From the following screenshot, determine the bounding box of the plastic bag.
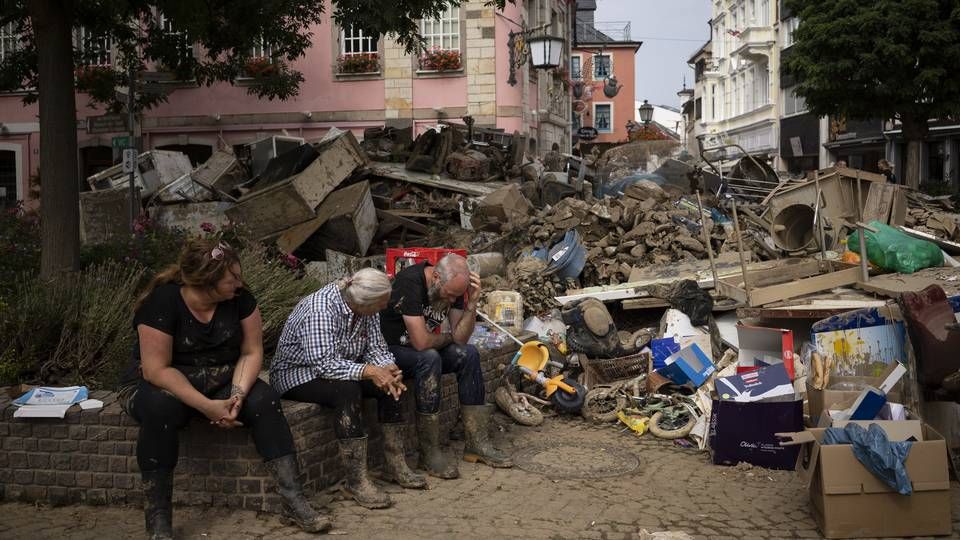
[822,422,914,495]
[847,221,943,274]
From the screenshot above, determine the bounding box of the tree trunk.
[28,0,80,279]
[901,113,928,190]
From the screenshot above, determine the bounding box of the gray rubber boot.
[142,470,174,540]
[381,423,428,489]
[462,404,514,468]
[265,455,332,533]
[338,438,392,509]
[416,412,460,479]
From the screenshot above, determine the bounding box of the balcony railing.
[575,20,632,43]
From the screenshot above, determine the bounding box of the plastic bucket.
[545,229,587,280]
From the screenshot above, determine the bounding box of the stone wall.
[0,341,520,512]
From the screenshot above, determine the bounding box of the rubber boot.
[381,424,428,489]
[461,404,514,468]
[265,455,332,534]
[415,412,460,479]
[338,438,392,509]
[142,470,174,540]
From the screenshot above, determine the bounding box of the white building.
[697,0,778,164]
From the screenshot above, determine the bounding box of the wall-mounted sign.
[577,127,599,141]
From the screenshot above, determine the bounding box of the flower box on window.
[244,56,277,78]
[337,53,380,74]
[419,47,461,72]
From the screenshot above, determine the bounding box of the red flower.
[200,222,216,233]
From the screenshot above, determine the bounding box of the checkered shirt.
[269,283,395,395]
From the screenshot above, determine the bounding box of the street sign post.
[111,136,130,149]
[122,148,137,173]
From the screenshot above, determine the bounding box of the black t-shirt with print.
[380,262,464,347]
[120,283,258,385]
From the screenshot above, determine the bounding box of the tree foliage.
[0,0,510,111]
[784,0,960,121]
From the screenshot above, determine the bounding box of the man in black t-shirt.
[380,253,512,478]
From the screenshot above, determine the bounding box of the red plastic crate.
[385,247,468,278]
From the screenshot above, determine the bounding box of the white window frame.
[592,53,613,80]
[0,143,23,205]
[754,65,769,108]
[782,85,809,117]
[593,102,614,133]
[75,27,113,67]
[759,0,770,26]
[341,26,379,56]
[782,17,799,49]
[419,5,460,51]
[0,22,19,62]
[570,54,582,80]
[158,14,194,63]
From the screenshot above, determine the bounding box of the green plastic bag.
[847,220,943,274]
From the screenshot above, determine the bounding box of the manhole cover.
[513,443,641,479]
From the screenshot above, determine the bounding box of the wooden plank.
[375,209,429,235]
[862,182,894,223]
[370,163,504,197]
[899,226,960,255]
[857,274,944,298]
[745,266,862,307]
[889,185,908,226]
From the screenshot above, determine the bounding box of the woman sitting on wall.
[117,238,329,539]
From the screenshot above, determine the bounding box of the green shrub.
[0,204,41,301]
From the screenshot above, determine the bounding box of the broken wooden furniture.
[276,181,378,258]
[715,259,861,308]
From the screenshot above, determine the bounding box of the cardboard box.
[656,343,715,387]
[807,364,906,422]
[799,421,952,538]
[709,398,804,470]
[737,325,795,380]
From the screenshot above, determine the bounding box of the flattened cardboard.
[797,422,951,538]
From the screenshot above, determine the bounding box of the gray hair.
[341,268,392,306]
[434,253,468,283]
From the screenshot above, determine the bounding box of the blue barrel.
[545,229,587,280]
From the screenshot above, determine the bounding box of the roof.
[686,41,712,65]
[576,0,598,10]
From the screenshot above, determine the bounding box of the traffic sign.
[122,149,138,173]
[111,136,130,149]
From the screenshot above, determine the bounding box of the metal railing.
[576,21,632,43]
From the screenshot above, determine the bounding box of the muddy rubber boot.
[381,424,428,489]
[462,404,514,468]
[338,438,392,509]
[142,470,174,540]
[416,412,460,479]
[265,455,332,534]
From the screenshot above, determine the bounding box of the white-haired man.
[380,253,512,479]
[271,268,426,510]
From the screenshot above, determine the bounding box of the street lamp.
[638,100,654,125]
[527,34,564,70]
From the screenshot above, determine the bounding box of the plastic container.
[484,290,524,333]
[545,229,587,280]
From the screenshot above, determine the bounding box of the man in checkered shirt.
[271,269,426,510]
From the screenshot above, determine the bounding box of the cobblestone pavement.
[1,417,959,540]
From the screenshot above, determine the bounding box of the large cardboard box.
[807,373,904,422]
[737,325,795,380]
[799,421,952,538]
[709,398,804,470]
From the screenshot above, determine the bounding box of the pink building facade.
[0,0,573,207]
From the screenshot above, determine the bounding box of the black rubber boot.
[462,404,514,468]
[415,412,460,479]
[142,470,174,540]
[338,438,392,509]
[265,455,332,534]
[381,423,428,489]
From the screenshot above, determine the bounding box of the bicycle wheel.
[581,387,627,423]
[648,410,695,439]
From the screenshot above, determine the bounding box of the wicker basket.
[582,351,650,384]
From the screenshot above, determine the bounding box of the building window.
[593,54,612,79]
[711,84,717,120]
[572,111,581,132]
[594,103,613,133]
[159,14,193,63]
[570,55,582,79]
[754,65,769,107]
[782,17,799,48]
[759,0,770,25]
[75,27,112,66]
[0,22,19,61]
[695,98,703,120]
[783,85,808,116]
[251,36,275,60]
[342,26,378,55]
[420,4,460,51]
[0,150,17,208]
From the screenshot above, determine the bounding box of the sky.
[594,0,712,110]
